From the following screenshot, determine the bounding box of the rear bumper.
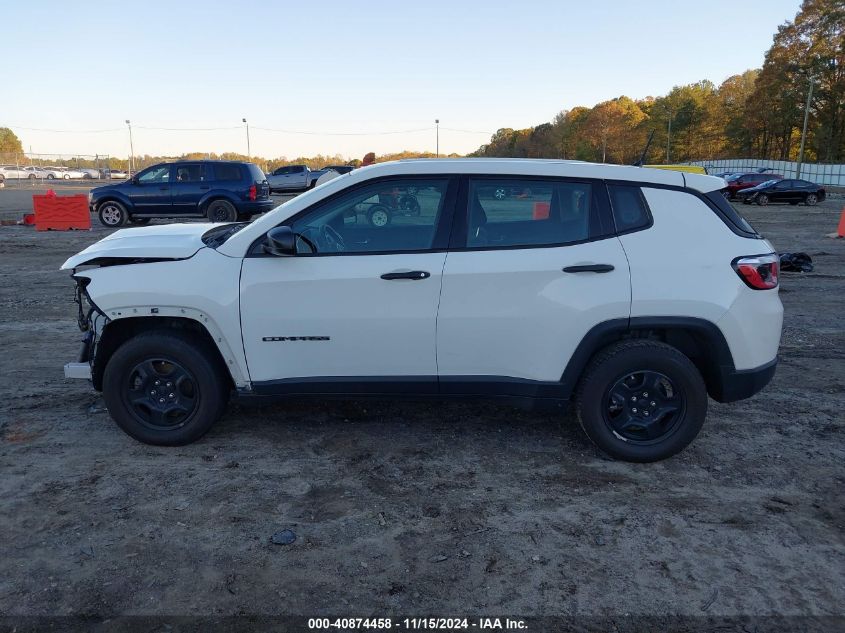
[712,357,777,403]
[239,200,275,214]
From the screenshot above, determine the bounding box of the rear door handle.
[563,264,615,273]
[380,271,431,281]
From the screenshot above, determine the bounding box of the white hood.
[61,223,218,270]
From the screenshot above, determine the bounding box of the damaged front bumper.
[64,275,107,381]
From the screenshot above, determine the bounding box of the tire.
[28,174,36,180]
[129,217,151,225]
[98,201,129,227]
[805,193,818,206]
[83,173,92,180]
[206,199,237,222]
[47,174,55,180]
[367,204,392,227]
[102,330,230,446]
[756,194,769,206]
[63,174,70,179]
[574,339,707,463]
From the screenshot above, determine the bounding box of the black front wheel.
[575,340,707,462]
[102,331,230,445]
[805,193,818,206]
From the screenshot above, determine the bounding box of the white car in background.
[41,166,68,179]
[57,167,86,179]
[22,166,48,179]
[77,168,102,179]
[0,165,33,179]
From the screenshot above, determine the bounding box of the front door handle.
[380,271,431,281]
[563,264,615,273]
[159,186,169,191]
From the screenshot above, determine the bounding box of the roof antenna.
[634,130,655,167]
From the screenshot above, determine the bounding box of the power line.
[252,126,431,136]
[6,125,123,133]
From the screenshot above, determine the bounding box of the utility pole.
[435,119,439,158]
[796,75,815,179]
[243,118,250,158]
[125,120,135,176]
[666,108,672,163]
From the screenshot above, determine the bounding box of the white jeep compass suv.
[62,159,782,462]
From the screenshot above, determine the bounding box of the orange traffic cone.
[830,207,845,238]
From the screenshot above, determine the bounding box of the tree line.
[472,0,844,165]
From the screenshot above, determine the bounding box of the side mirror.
[131,175,139,185]
[263,226,297,256]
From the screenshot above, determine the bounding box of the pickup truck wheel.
[574,340,707,463]
[207,199,237,222]
[102,331,229,446]
[98,201,129,227]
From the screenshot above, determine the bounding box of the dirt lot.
[0,195,843,625]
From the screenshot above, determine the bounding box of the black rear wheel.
[206,199,237,222]
[575,340,707,462]
[102,331,230,445]
[805,193,818,206]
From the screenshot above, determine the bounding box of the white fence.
[686,159,845,187]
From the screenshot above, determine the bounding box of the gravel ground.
[0,195,843,627]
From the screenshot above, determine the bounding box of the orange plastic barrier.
[32,192,91,231]
[838,207,845,238]
[532,201,550,220]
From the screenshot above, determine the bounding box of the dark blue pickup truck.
[89,160,274,226]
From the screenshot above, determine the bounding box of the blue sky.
[2,0,802,161]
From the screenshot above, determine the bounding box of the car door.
[239,176,458,391]
[170,163,207,215]
[126,164,173,214]
[436,176,630,393]
[771,180,792,203]
[290,166,307,189]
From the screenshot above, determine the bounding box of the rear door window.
[174,164,204,182]
[463,178,605,248]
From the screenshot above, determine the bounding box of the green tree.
[0,128,24,155]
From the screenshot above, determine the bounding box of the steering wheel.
[320,224,346,252]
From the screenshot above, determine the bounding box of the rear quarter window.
[608,184,651,233]
[246,164,267,182]
[703,191,759,237]
[211,163,243,182]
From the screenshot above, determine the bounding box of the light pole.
[125,119,134,176]
[435,119,439,158]
[666,107,672,163]
[243,118,250,158]
[796,75,815,179]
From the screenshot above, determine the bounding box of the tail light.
[732,253,779,290]
[248,184,257,201]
